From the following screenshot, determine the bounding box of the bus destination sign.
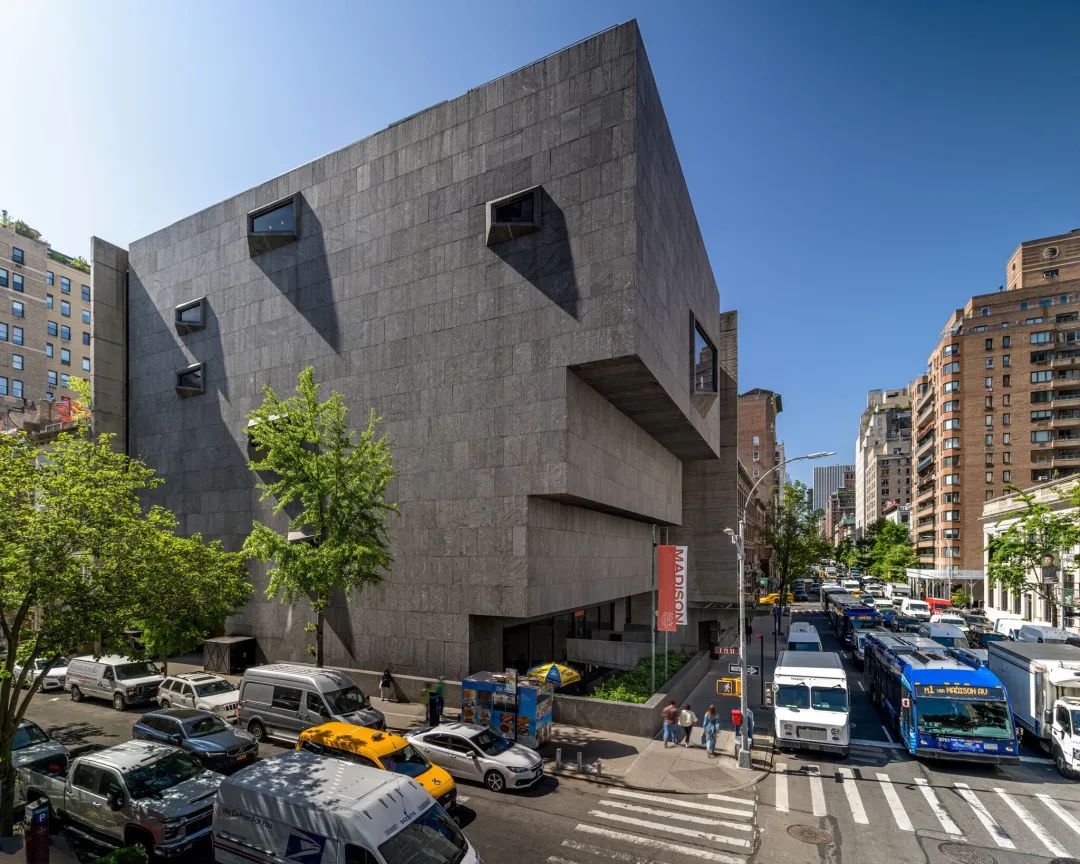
[912,684,1004,701]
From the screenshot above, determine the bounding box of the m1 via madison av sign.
[657,545,688,633]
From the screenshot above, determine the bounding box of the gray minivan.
[65,655,164,711]
[238,664,384,743]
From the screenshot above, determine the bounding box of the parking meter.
[24,798,49,864]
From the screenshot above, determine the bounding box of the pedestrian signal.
[716,676,741,697]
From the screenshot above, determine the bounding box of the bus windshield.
[811,687,848,712]
[775,684,810,709]
[930,636,968,649]
[916,697,1012,739]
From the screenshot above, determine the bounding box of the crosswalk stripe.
[608,787,754,818]
[806,765,826,817]
[561,838,653,863]
[573,824,747,864]
[775,762,789,813]
[914,778,962,836]
[707,792,755,805]
[547,858,577,864]
[457,796,470,804]
[598,800,753,832]
[587,810,752,849]
[837,767,868,825]
[875,774,912,832]
[954,783,1014,850]
[994,789,1068,858]
[1036,793,1080,839]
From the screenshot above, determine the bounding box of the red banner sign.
[657,545,677,632]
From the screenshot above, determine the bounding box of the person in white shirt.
[678,704,698,747]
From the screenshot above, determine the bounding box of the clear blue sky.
[5,1,1080,484]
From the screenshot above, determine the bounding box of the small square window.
[60,300,70,318]
[248,195,299,255]
[985,338,993,350]
[485,186,542,245]
[1003,375,1011,387]
[1003,470,1011,483]
[81,285,90,302]
[60,348,70,366]
[986,490,994,501]
[1002,354,1010,367]
[11,300,23,318]
[980,306,990,317]
[12,273,23,293]
[176,363,206,396]
[81,309,90,325]
[985,376,993,389]
[11,248,23,265]
[60,373,69,389]
[46,271,53,286]
[45,342,53,358]
[47,370,57,387]
[81,357,90,372]
[60,276,70,294]
[47,321,57,337]
[82,332,90,346]
[60,325,70,341]
[12,379,22,399]
[0,269,6,287]
[46,294,53,309]
[12,327,22,347]
[1003,451,1011,463]
[11,354,22,371]
[986,472,993,483]
[1003,335,1011,348]
[174,297,207,334]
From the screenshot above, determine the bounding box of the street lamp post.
[726,449,834,770]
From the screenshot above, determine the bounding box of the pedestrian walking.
[679,703,698,747]
[661,700,680,747]
[379,668,395,702]
[701,705,721,756]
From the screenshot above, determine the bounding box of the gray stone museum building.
[92,21,739,678]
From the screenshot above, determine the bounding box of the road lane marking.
[560,839,653,863]
[707,792,756,805]
[995,788,1067,858]
[850,738,904,749]
[609,788,754,818]
[1036,793,1080,839]
[587,810,751,848]
[856,680,865,691]
[806,765,826,817]
[837,767,868,824]
[775,762,789,813]
[876,774,912,831]
[457,796,469,804]
[547,858,578,864]
[572,825,747,864]
[914,778,962,836]
[954,783,1014,849]
[598,800,752,832]
[880,724,895,744]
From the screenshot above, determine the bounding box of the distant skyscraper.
[814,464,855,513]
[854,388,912,535]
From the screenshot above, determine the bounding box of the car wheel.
[248,720,267,743]
[113,692,127,712]
[69,685,82,703]
[484,770,506,792]
[1055,745,1074,779]
[158,698,170,710]
[126,828,155,859]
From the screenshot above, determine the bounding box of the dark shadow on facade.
[253,196,341,354]
[322,587,357,665]
[491,191,579,320]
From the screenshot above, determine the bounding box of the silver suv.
[158,673,239,722]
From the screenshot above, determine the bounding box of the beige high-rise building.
[912,227,1080,572]
[0,224,93,428]
[854,388,912,536]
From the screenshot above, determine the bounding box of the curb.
[542,754,770,796]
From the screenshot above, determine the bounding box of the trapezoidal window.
[174,297,206,334]
[693,321,717,394]
[247,194,299,255]
[485,186,541,245]
[175,363,206,397]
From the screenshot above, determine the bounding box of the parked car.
[298,722,457,812]
[158,672,239,721]
[65,656,164,711]
[406,722,543,792]
[238,664,384,744]
[899,598,932,621]
[11,720,69,811]
[759,593,794,606]
[969,628,1009,649]
[133,708,257,771]
[888,615,920,633]
[1016,623,1072,644]
[13,657,68,692]
[18,740,221,858]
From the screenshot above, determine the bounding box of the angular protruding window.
[485,186,542,245]
[176,363,205,397]
[175,297,207,334]
[692,321,717,394]
[247,194,299,255]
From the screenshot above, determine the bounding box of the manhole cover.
[938,843,996,864]
[787,825,833,845]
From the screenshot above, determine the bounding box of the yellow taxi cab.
[297,722,457,811]
[759,592,794,605]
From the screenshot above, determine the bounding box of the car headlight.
[508,766,531,774]
[782,723,793,736]
[1072,748,1080,763]
[126,688,137,695]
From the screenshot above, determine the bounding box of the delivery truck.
[987,641,1080,777]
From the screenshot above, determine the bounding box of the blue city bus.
[865,631,1018,763]
[827,595,881,646]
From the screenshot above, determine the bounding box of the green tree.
[243,367,398,667]
[765,481,831,607]
[0,419,246,835]
[869,521,919,582]
[986,485,1080,627]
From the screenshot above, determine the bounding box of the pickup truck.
[19,739,222,856]
[11,720,69,811]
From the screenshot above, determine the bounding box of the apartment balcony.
[916,452,935,473]
[1053,351,1080,368]
[1055,409,1080,421]
[1054,388,1080,401]
[1053,433,1080,445]
[917,393,935,419]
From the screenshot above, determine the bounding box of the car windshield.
[931,636,967,649]
[907,602,929,612]
[811,687,848,712]
[776,684,810,709]
[379,803,467,864]
[382,744,431,778]
[183,715,228,738]
[937,617,964,625]
[916,697,1013,739]
[12,723,49,750]
[193,680,235,697]
[123,751,205,799]
[471,728,513,756]
[1072,710,1080,730]
[788,641,820,651]
[115,662,160,681]
[324,686,369,714]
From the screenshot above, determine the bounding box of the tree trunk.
[0,747,15,838]
[315,604,325,668]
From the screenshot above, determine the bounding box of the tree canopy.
[765,481,831,602]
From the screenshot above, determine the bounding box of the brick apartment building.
[738,388,782,509]
[912,228,1080,572]
[854,387,912,536]
[824,466,855,544]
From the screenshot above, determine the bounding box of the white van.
[917,623,968,649]
[995,617,1028,640]
[900,598,931,621]
[214,750,481,864]
[772,651,849,756]
[1016,623,1071,644]
[786,627,823,653]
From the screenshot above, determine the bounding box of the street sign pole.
[759,633,764,704]
[650,524,657,694]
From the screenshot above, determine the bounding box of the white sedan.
[13,657,68,691]
[406,722,544,792]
